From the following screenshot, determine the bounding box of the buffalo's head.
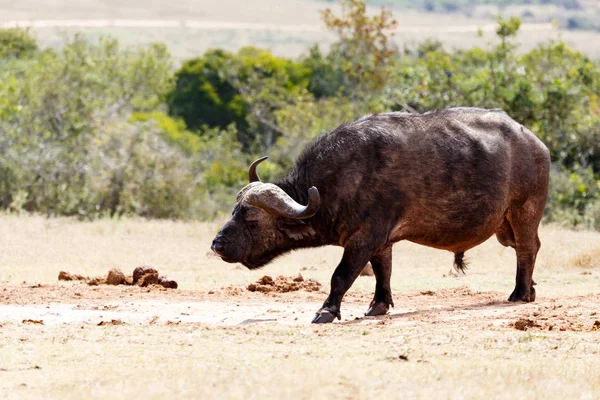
[211,156,320,269]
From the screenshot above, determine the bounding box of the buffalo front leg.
[365,246,394,316]
[312,241,374,324]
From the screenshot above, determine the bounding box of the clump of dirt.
[219,286,245,296]
[132,266,158,284]
[514,319,540,331]
[22,319,44,325]
[57,271,86,281]
[97,319,124,326]
[106,269,126,285]
[137,271,159,287]
[86,276,106,286]
[246,274,321,293]
[28,283,46,288]
[158,278,178,289]
[385,354,409,362]
[510,304,600,332]
[58,265,177,289]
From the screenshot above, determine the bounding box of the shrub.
[0,28,38,59]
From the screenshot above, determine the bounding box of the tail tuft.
[453,252,468,274]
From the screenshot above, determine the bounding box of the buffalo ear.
[280,222,316,240]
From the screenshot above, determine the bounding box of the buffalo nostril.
[211,241,225,255]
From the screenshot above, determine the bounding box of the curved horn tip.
[308,186,320,204]
[248,156,269,183]
[297,186,320,219]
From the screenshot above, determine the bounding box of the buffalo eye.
[244,207,263,222]
[233,204,261,222]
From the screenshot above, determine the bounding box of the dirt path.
[2,283,598,332]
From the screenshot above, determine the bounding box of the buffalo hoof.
[311,308,340,324]
[508,285,536,302]
[365,301,389,317]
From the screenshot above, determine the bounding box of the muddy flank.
[58,265,178,289]
[246,274,322,293]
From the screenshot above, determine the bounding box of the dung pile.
[514,319,540,331]
[58,265,178,289]
[246,274,321,293]
[57,271,87,281]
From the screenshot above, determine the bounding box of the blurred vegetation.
[363,0,583,11]
[360,0,581,11]
[0,0,599,230]
[363,0,600,32]
[0,28,38,59]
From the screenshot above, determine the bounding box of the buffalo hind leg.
[312,238,374,324]
[365,246,394,316]
[495,217,516,248]
[497,216,538,290]
[507,233,540,302]
[506,198,544,303]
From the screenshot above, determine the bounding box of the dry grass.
[1,214,599,293]
[1,215,600,399]
[2,322,600,399]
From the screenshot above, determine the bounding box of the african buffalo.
[211,108,550,323]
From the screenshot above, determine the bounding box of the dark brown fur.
[212,108,551,323]
[454,252,467,273]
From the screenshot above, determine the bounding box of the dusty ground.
[1,215,600,399]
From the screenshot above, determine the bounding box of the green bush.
[545,167,600,228]
[167,47,311,148]
[130,112,203,156]
[86,119,199,219]
[167,49,247,132]
[0,28,38,59]
[0,35,174,216]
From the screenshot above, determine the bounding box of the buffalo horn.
[246,183,320,220]
[248,156,269,183]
